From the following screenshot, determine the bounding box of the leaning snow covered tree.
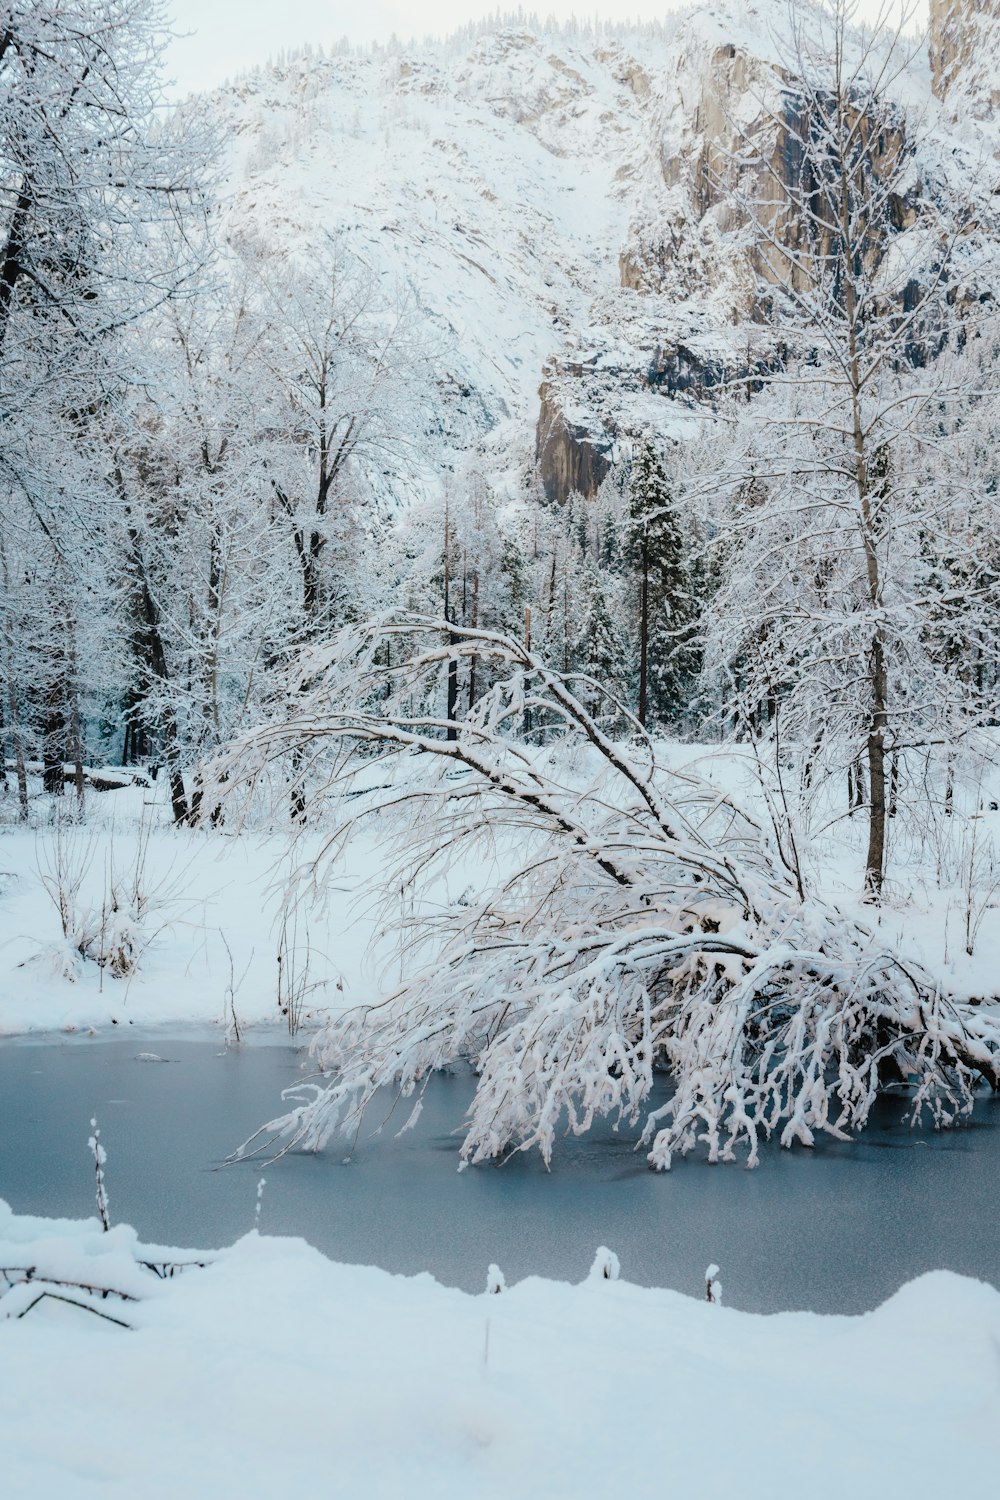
[205,614,1000,1169]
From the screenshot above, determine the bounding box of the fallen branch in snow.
[137,1259,212,1279]
[205,614,1000,1169]
[14,1291,134,1328]
[0,1256,213,1325]
[4,761,151,793]
[0,1268,138,1302]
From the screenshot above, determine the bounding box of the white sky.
[163,1,930,98]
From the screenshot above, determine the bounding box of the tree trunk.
[638,532,649,728]
[126,521,188,825]
[0,181,30,360]
[68,702,86,817]
[523,605,533,741]
[43,673,66,798]
[446,650,459,733]
[466,556,478,715]
[0,545,28,820]
[9,697,28,821]
[3,679,27,819]
[290,746,307,824]
[444,501,458,739]
[863,633,888,900]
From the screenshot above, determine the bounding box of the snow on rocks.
[0,1200,998,1498]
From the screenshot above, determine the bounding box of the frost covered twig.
[89,1119,110,1232]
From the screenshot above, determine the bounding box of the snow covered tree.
[573,556,629,722]
[236,230,427,639]
[703,0,998,898]
[0,0,209,813]
[106,285,301,819]
[205,614,1000,1169]
[625,442,699,731]
[516,488,629,707]
[0,1,204,360]
[368,470,531,733]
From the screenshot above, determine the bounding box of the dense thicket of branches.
[2,0,1000,1174]
[687,1,1000,898]
[206,615,1000,1168]
[2,2,999,900]
[0,0,209,813]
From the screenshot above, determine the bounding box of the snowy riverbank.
[1,1199,998,1499]
[2,745,999,1042]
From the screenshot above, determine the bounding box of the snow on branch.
[206,613,1000,1170]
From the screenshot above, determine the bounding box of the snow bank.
[1,1201,998,1498]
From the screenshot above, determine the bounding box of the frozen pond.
[1,1034,998,1313]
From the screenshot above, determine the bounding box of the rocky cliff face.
[209,4,1000,505]
[536,376,612,503]
[930,0,1000,115]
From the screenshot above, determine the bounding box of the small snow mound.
[590,1246,620,1281]
[486,1263,505,1294]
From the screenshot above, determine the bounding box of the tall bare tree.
[704,0,997,898]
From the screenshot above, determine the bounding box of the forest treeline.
[3,1,1000,902]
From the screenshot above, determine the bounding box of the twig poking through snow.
[88,1118,110,1232]
[705,1264,722,1305]
[591,1247,620,1281]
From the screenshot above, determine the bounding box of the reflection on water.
[1,1035,998,1313]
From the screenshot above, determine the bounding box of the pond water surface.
[1,1034,998,1314]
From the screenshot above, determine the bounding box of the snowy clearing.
[1,1198,998,1500]
[2,746,998,1043]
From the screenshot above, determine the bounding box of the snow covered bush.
[35,815,182,980]
[208,614,1000,1169]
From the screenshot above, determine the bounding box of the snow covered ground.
[2,742,999,1039]
[1,1198,998,1499]
[0,783,376,1038]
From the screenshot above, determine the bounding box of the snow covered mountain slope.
[212,25,661,492]
[931,0,1000,116]
[202,2,999,501]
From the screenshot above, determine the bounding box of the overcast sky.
[163,1,930,98]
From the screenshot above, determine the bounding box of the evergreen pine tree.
[626,442,699,730]
[573,557,629,721]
